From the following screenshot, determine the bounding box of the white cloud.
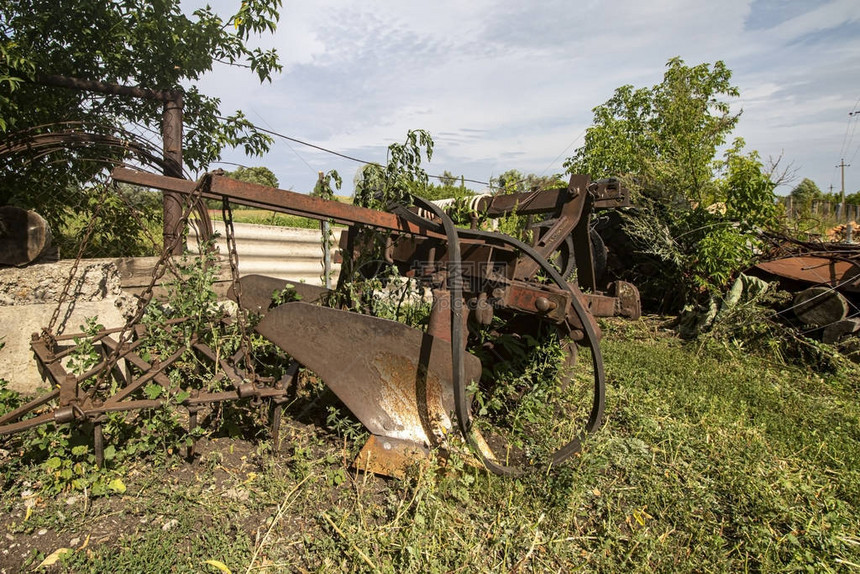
[765,0,860,40]
[184,0,860,195]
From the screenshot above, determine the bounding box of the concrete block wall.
[0,223,343,394]
[0,259,133,393]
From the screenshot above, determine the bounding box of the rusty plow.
[0,168,639,479]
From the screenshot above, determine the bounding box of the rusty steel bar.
[0,389,59,427]
[100,342,189,405]
[100,336,173,388]
[0,412,57,436]
[113,167,420,234]
[113,167,503,248]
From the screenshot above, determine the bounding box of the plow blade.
[230,274,330,317]
[255,302,484,474]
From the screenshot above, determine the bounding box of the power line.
[844,110,860,160]
[230,119,376,166]
[850,141,860,168]
[250,108,316,176]
[831,103,860,192]
[849,110,860,169]
[217,116,491,187]
[539,127,586,177]
[839,98,860,159]
[210,160,251,169]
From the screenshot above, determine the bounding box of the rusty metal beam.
[514,175,592,283]
[113,167,436,236]
[479,187,570,217]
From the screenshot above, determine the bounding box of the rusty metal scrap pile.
[750,231,860,344]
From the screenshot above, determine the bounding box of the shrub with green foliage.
[566,58,779,311]
[353,130,434,209]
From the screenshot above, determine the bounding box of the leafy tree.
[353,130,434,209]
[564,57,739,206]
[0,0,282,253]
[438,170,458,187]
[205,166,280,210]
[0,0,280,160]
[566,59,779,312]
[685,141,778,291]
[790,178,822,203]
[789,178,822,214]
[224,166,279,189]
[619,139,778,311]
[412,181,473,202]
[311,169,342,200]
[491,169,565,195]
[845,191,860,206]
[716,140,778,230]
[413,169,476,202]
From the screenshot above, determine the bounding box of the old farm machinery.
[0,167,639,476]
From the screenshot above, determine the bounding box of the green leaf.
[103,445,116,461]
[144,384,163,400]
[107,478,127,494]
[45,456,62,470]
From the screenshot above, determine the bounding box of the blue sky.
[188,0,860,197]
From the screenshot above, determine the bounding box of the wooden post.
[162,92,184,254]
[32,75,186,255]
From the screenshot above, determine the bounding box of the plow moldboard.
[255,302,482,448]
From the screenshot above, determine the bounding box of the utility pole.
[837,158,850,219]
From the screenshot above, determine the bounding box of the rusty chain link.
[89,173,214,397]
[43,182,111,343]
[221,197,255,379]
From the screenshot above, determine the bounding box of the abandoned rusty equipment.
[0,167,640,476]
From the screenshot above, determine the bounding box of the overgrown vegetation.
[1,317,858,572]
[0,244,283,499]
[565,58,780,313]
[353,129,435,209]
[2,162,859,571]
[1,33,857,568]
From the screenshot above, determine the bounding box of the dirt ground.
[0,425,382,573]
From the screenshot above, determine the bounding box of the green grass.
[214,198,353,230]
[211,209,321,229]
[1,318,858,572]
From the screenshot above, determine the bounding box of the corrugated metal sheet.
[189,222,343,287]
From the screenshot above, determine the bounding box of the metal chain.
[112,180,181,279]
[90,174,213,396]
[221,197,255,378]
[43,182,111,342]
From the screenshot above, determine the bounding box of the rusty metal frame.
[0,316,295,463]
